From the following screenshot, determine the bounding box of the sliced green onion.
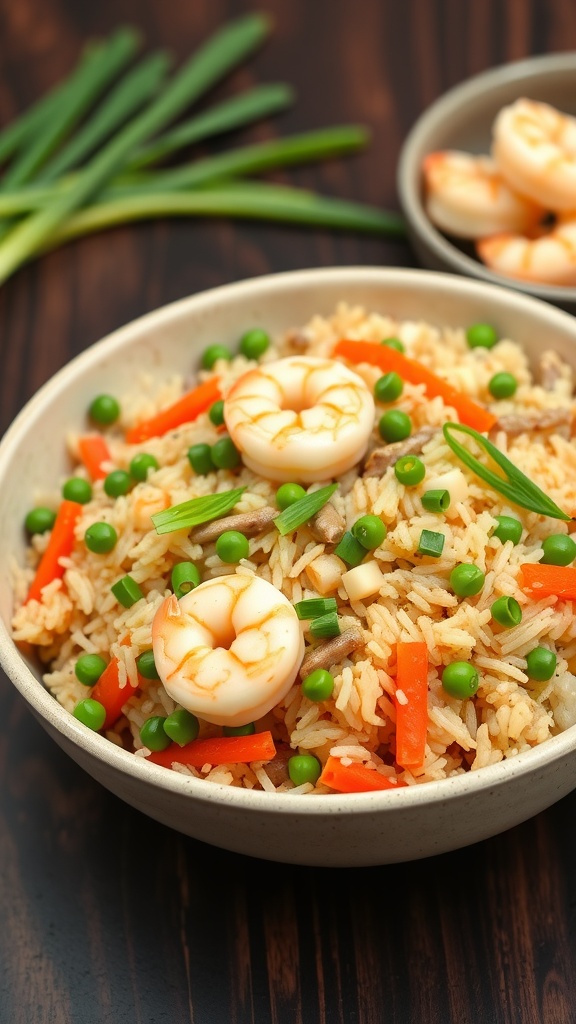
[421,489,450,513]
[334,530,367,567]
[309,611,341,639]
[294,597,338,620]
[111,575,144,607]
[171,562,201,598]
[417,530,445,558]
[152,486,245,534]
[443,423,570,521]
[273,484,338,536]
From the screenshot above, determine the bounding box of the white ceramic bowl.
[3,266,576,868]
[397,53,576,314]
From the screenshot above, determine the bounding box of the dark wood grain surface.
[2,2,576,1022]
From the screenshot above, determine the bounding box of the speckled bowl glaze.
[397,52,576,314]
[2,267,576,867]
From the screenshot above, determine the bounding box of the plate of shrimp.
[397,52,576,312]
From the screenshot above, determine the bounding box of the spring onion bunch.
[0,14,405,286]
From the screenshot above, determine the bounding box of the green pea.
[73,698,106,731]
[541,534,576,567]
[441,662,479,698]
[25,507,56,534]
[223,722,256,736]
[449,563,485,597]
[491,596,522,628]
[378,410,412,443]
[276,482,306,510]
[216,530,249,563]
[466,323,498,349]
[374,372,404,403]
[288,754,322,786]
[188,443,215,475]
[84,521,118,554]
[351,514,386,550]
[488,372,518,399]
[129,452,159,482]
[492,515,523,545]
[140,716,172,752]
[394,455,426,486]
[89,394,120,425]
[301,669,334,702]
[201,344,232,370]
[62,478,92,504]
[104,470,132,498]
[208,399,225,426]
[164,709,199,746]
[526,647,557,682]
[381,336,405,353]
[211,436,241,470]
[136,650,160,680]
[239,328,270,360]
[74,653,107,687]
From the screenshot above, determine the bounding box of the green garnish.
[334,530,367,567]
[442,423,571,521]
[273,483,338,536]
[152,486,245,534]
[294,597,338,620]
[417,530,445,558]
[421,489,450,513]
[309,611,341,639]
[111,574,144,608]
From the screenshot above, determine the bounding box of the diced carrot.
[26,500,83,604]
[319,756,408,793]
[519,562,576,601]
[125,376,222,444]
[334,339,498,433]
[146,730,276,769]
[90,650,139,730]
[395,641,429,771]
[78,434,112,480]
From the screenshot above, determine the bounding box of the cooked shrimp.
[477,215,576,286]
[422,150,544,238]
[224,356,374,483]
[152,574,304,728]
[492,99,576,211]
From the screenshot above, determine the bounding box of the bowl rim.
[397,51,576,304]
[3,263,576,818]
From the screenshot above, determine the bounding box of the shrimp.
[492,99,576,211]
[224,356,375,483]
[477,215,576,286]
[422,150,544,238]
[152,574,304,728]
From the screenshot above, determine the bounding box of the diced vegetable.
[520,562,576,600]
[342,561,385,602]
[319,756,407,793]
[395,641,429,771]
[90,652,139,730]
[111,575,144,607]
[125,376,222,444]
[417,529,445,558]
[78,435,112,480]
[309,611,340,639]
[146,730,276,768]
[334,530,366,567]
[294,597,337,620]
[26,499,82,603]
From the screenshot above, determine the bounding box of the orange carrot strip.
[319,756,408,793]
[147,730,276,769]
[519,562,576,601]
[125,376,222,444]
[91,651,139,730]
[26,500,83,604]
[78,434,112,480]
[395,641,429,771]
[334,339,498,433]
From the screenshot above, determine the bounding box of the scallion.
[443,423,571,521]
[417,530,445,558]
[421,489,450,513]
[111,574,144,607]
[152,486,245,535]
[309,611,341,639]
[294,597,338,620]
[273,484,338,536]
[334,531,367,567]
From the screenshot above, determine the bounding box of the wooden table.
[1,2,576,1021]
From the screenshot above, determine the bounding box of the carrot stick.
[125,376,222,444]
[334,339,498,433]
[319,755,408,793]
[146,730,276,769]
[519,562,576,601]
[90,652,139,730]
[395,640,429,771]
[26,500,82,604]
[78,434,112,480]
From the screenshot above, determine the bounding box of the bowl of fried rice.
[3,266,576,866]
